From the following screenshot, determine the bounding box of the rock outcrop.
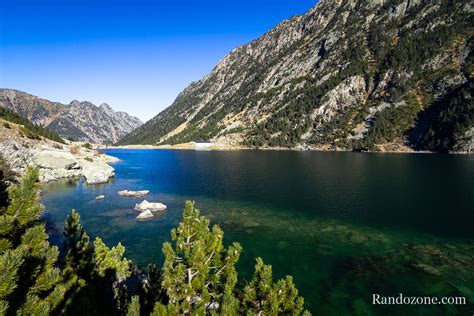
[0,118,118,184]
[0,89,143,145]
[119,0,473,153]
[79,159,115,185]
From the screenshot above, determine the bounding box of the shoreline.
[102,144,445,155]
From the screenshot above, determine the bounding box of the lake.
[41,149,474,314]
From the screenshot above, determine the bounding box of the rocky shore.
[0,118,118,184]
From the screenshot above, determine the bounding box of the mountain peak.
[0,90,143,145]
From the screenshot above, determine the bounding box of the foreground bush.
[0,168,309,315]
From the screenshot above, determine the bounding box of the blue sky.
[0,0,316,121]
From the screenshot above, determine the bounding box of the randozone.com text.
[373,293,467,305]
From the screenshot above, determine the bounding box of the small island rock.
[135,200,167,212]
[136,210,153,220]
[95,195,105,200]
[117,190,150,197]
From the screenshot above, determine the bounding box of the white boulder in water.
[136,210,153,220]
[117,190,150,197]
[95,195,105,200]
[80,159,115,185]
[135,200,167,212]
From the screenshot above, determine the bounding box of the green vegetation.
[82,142,93,149]
[360,94,421,149]
[0,155,15,209]
[415,79,474,152]
[0,167,67,314]
[0,169,309,315]
[0,107,64,144]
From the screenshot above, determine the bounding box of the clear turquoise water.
[41,149,474,314]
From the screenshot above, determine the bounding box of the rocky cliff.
[0,89,143,145]
[119,0,473,153]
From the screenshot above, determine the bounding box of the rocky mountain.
[119,0,473,153]
[0,89,143,144]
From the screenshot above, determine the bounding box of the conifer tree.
[94,237,131,281]
[242,258,309,316]
[126,295,141,316]
[63,210,95,280]
[0,167,68,314]
[61,210,132,315]
[155,201,242,315]
[139,263,164,314]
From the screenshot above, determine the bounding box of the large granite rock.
[79,159,115,185]
[34,150,76,169]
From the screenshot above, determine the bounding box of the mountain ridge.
[119,0,473,153]
[0,89,143,144]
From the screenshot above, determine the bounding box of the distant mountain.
[119,0,473,153]
[0,89,143,144]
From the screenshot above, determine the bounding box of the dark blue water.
[41,149,474,314]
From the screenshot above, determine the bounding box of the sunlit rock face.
[119,0,472,153]
[0,89,143,144]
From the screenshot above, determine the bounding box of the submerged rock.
[95,195,105,200]
[118,190,150,197]
[135,200,167,212]
[136,210,153,220]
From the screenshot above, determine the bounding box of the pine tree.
[126,295,141,316]
[94,237,131,281]
[63,210,95,280]
[154,201,310,315]
[0,167,68,314]
[139,263,164,314]
[61,210,132,315]
[155,201,242,315]
[242,258,309,316]
[0,154,15,210]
